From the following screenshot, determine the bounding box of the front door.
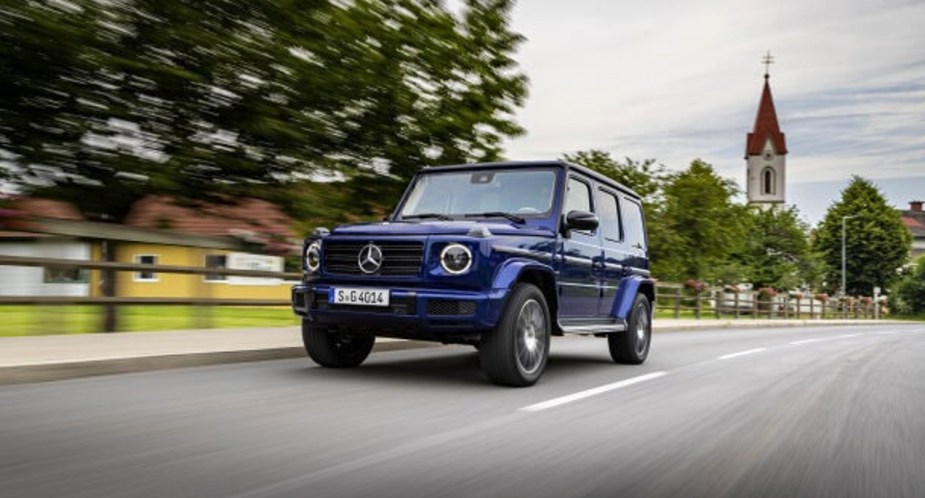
[557,176,603,318]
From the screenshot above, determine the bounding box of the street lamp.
[841,215,858,297]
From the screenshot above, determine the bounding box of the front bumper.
[291,283,508,337]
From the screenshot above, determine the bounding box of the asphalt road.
[2,323,925,498]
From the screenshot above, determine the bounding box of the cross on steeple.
[762,51,775,79]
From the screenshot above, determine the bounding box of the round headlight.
[305,241,321,272]
[440,244,472,275]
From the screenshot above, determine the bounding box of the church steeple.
[745,52,787,208]
[746,74,787,157]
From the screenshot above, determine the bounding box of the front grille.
[427,299,477,316]
[323,241,423,276]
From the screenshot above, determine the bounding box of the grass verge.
[0,305,299,336]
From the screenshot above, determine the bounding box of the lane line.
[519,371,668,412]
[790,338,824,345]
[717,348,767,360]
[835,333,861,339]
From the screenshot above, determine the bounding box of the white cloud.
[503,0,925,191]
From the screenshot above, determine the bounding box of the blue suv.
[292,160,654,386]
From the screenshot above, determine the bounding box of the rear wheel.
[479,283,550,387]
[302,320,375,368]
[608,294,651,364]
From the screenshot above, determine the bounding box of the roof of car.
[422,160,641,199]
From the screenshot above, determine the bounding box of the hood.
[329,220,553,237]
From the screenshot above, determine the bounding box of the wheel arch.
[609,275,656,320]
[492,259,559,332]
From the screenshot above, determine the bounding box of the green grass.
[0,306,300,337]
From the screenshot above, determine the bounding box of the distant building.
[116,195,299,300]
[0,199,91,297]
[0,196,300,300]
[745,56,787,209]
[898,201,925,261]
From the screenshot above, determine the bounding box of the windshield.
[398,168,557,219]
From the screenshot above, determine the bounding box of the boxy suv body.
[291,160,654,386]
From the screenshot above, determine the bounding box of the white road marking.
[790,338,824,345]
[717,348,767,360]
[835,333,861,339]
[520,371,668,412]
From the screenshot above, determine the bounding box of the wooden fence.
[653,282,881,320]
[0,255,880,333]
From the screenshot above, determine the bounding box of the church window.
[762,168,775,195]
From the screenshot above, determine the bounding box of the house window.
[204,254,228,282]
[762,168,775,195]
[43,267,88,284]
[135,255,158,281]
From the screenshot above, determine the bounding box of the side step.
[558,318,627,335]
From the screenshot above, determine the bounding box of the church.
[745,54,787,209]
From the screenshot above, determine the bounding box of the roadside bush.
[892,257,925,315]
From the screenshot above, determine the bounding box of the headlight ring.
[440,243,472,275]
[305,241,321,272]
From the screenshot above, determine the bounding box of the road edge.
[0,340,439,386]
[2,320,908,385]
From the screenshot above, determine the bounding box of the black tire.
[608,294,651,364]
[302,320,375,368]
[479,283,551,387]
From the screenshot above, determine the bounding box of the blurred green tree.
[0,0,527,220]
[813,176,911,296]
[561,149,666,204]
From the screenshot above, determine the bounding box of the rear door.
[597,187,632,317]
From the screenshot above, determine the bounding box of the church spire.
[746,53,787,157]
[745,52,787,208]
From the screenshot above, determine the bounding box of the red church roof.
[746,76,787,157]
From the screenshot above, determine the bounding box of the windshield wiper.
[463,211,526,224]
[403,213,454,221]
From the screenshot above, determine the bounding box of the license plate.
[330,287,390,307]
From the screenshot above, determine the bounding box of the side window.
[622,198,647,251]
[597,189,622,243]
[564,177,592,214]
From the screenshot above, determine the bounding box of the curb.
[0,339,440,386]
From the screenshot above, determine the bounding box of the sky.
[501,0,925,224]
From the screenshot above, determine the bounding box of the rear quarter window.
[621,197,647,251]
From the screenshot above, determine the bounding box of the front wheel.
[479,283,551,387]
[302,320,375,368]
[608,294,651,364]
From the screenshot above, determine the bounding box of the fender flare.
[609,275,656,320]
[492,258,558,310]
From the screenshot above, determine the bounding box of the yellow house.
[91,195,300,301]
[88,243,295,301]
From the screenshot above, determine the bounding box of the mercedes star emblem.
[358,243,384,274]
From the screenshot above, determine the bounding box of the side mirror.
[562,210,599,234]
